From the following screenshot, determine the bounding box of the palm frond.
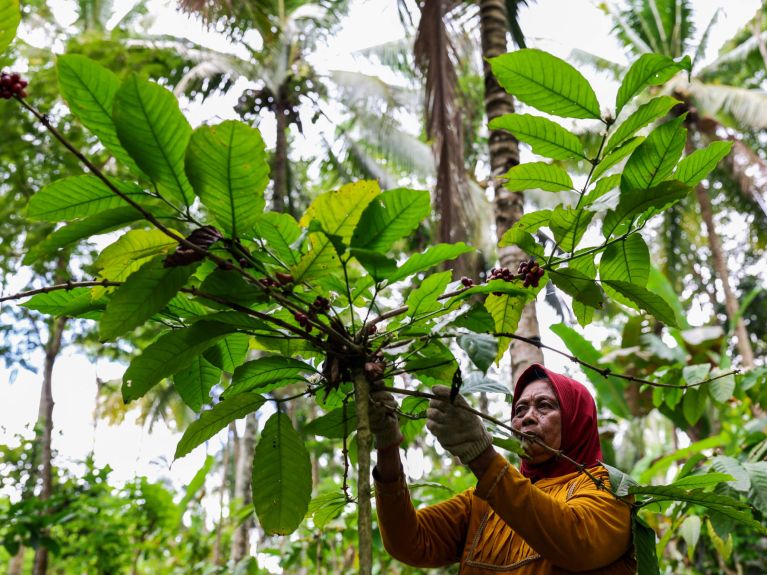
[505,0,532,49]
[688,81,767,130]
[354,38,418,79]
[568,48,626,79]
[698,28,767,79]
[601,2,654,56]
[690,7,720,70]
[329,69,420,111]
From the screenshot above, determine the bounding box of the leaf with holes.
[490,49,601,119]
[252,412,313,535]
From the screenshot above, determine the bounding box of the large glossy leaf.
[605,96,680,154]
[615,54,691,116]
[186,121,268,236]
[27,176,148,222]
[300,180,380,247]
[448,279,528,305]
[388,242,474,282]
[621,116,687,192]
[602,280,678,327]
[351,188,430,252]
[253,212,301,266]
[122,321,235,402]
[197,269,266,309]
[602,180,688,238]
[550,267,604,309]
[485,293,531,364]
[602,462,637,497]
[502,162,573,192]
[0,0,20,54]
[591,137,644,181]
[174,392,265,459]
[407,270,451,319]
[711,456,751,492]
[100,258,198,340]
[304,403,357,438]
[57,55,140,173]
[23,207,144,265]
[113,75,194,209]
[291,231,343,283]
[457,334,497,374]
[632,515,660,575]
[226,357,315,397]
[549,206,593,253]
[668,472,734,491]
[349,248,397,281]
[549,323,629,417]
[570,255,597,327]
[489,114,585,160]
[707,370,735,404]
[490,49,601,119]
[203,333,250,372]
[674,141,733,187]
[95,229,178,282]
[743,462,767,515]
[173,355,221,412]
[498,210,550,258]
[583,174,621,208]
[599,234,650,286]
[21,288,105,319]
[252,412,313,535]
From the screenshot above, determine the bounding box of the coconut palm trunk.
[272,99,289,213]
[478,0,543,384]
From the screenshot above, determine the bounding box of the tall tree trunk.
[32,315,67,575]
[213,424,234,566]
[478,0,543,385]
[352,372,373,575]
[7,547,25,575]
[230,414,257,564]
[272,100,289,214]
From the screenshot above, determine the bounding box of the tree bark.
[230,414,257,564]
[353,372,372,575]
[272,100,289,214]
[479,0,543,386]
[31,315,67,575]
[212,424,234,566]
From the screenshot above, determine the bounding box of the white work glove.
[426,385,493,464]
[368,390,403,449]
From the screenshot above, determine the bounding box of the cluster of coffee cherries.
[0,72,28,99]
[517,258,545,288]
[293,296,331,332]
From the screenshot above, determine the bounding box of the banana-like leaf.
[351,187,430,252]
[502,162,574,193]
[621,115,687,192]
[615,54,690,116]
[113,75,194,209]
[490,49,601,119]
[173,356,221,412]
[186,121,268,236]
[252,412,312,535]
[489,113,585,160]
[0,0,20,54]
[57,55,141,173]
[605,96,680,154]
[674,141,733,187]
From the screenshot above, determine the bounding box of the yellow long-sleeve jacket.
[375,452,635,574]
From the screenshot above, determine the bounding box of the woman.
[370,363,636,574]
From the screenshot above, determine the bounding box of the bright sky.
[1,0,761,546]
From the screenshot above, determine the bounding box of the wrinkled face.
[512,379,562,465]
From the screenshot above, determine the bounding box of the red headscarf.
[513,363,602,481]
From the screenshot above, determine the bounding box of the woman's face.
[512,379,562,465]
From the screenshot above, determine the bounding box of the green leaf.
[174,392,265,459]
[485,293,530,364]
[632,515,660,575]
[21,288,102,318]
[615,54,691,116]
[591,137,644,181]
[291,231,343,283]
[307,491,347,529]
[621,116,687,192]
[253,212,301,266]
[57,55,140,173]
[708,370,735,404]
[351,188,430,252]
[549,206,593,253]
[186,121,268,236]
[406,270,451,319]
[123,321,235,402]
[583,174,621,208]
[457,334,497,374]
[550,268,604,309]
[743,461,767,515]
[640,435,726,483]
[674,141,733,187]
[113,75,194,209]
[682,388,707,425]
[203,333,250,372]
[679,516,701,562]
[448,279,529,305]
[388,242,474,283]
[0,0,20,54]
[605,96,680,154]
[601,280,679,327]
[27,176,148,222]
[549,324,630,418]
[710,456,750,492]
[501,162,573,192]
[304,403,357,439]
[173,355,220,412]
[349,248,397,281]
[448,304,495,333]
[602,462,638,497]
[197,269,266,309]
[499,210,552,247]
[226,357,314,397]
[95,229,178,282]
[23,207,144,265]
[100,258,197,340]
[599,234,650,286]
[490,49,601,119]
[602,180,689,238]
[706,518,733,561]
[252,412,312,535]
[669,473,734,491]
[489,114,585,160]
[300,180,380,247]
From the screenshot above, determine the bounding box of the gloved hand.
[426,385,492,464]
[368,390,403,449]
